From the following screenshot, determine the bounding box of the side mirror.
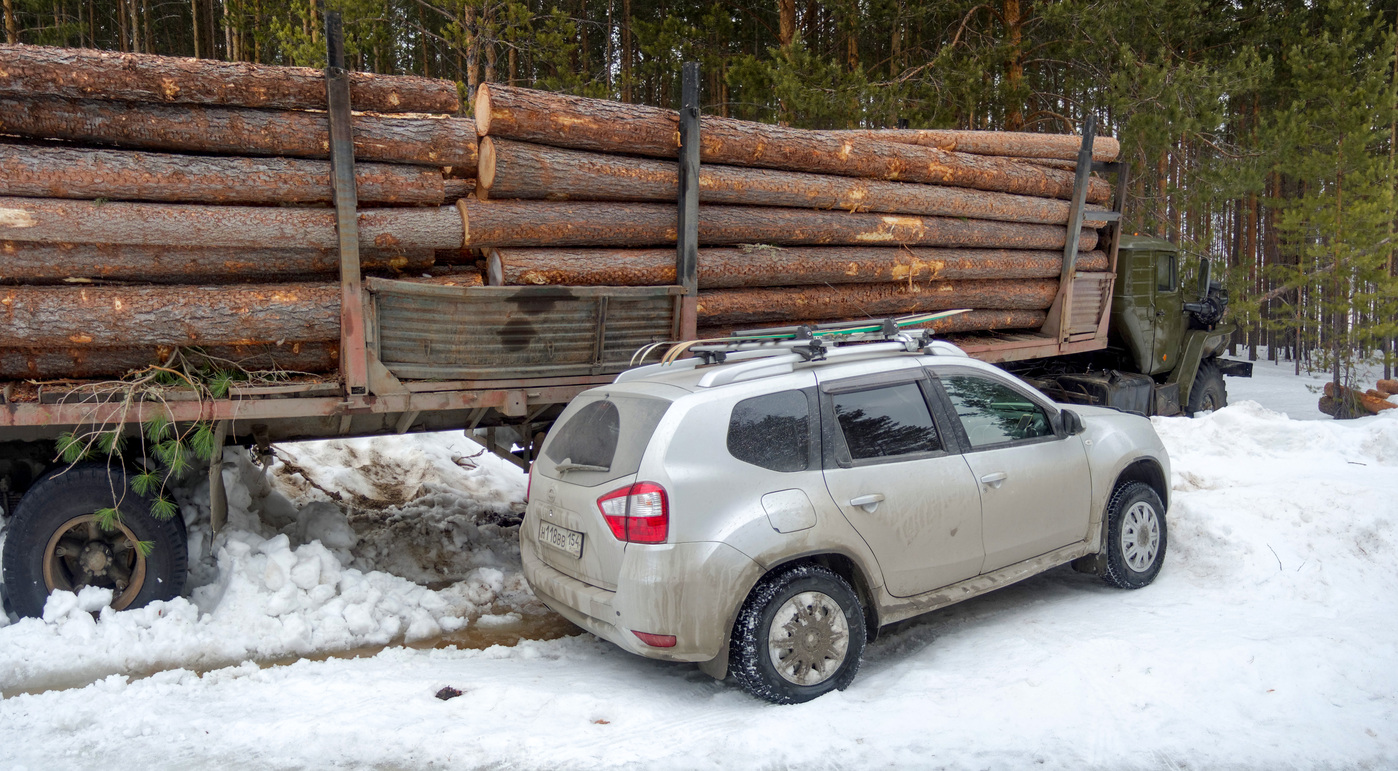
[1061,409,1086,436]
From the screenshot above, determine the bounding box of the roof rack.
[617,311,972,385]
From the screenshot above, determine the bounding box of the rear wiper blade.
[554,459,610,474]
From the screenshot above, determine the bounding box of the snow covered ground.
[1,361,1396,770]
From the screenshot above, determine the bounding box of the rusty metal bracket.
[677,61,701,342]
[325,11,369,398]
[1041,115,1098,342]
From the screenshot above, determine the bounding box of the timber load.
[471,83,1120,336]
[1,43,1120,382]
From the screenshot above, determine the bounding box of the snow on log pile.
[471,83,1118,330]
[0,43,1117,380]
[0,43,480,380]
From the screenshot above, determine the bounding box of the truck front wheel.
[2,464,187,618]
[1186,360,1227,416]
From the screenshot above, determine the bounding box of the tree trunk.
[698,308,1046,339]
[0,282,341,347]
[0,341,340,380]
[0,197,464,250]
[0,241,434,283]
[458,199,1100,250]
[488,246,1108,288]
[0,43,460,113]
[0,144,445,205]
[851,129,1120,162]
[696,279,1059,325]
[475,85,1112,203]
[0,96,478,171]
[477,137,1110,225]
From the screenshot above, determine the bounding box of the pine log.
[459,199,1099,250]
[1323,381,1397,415]
[847,130,1120,162]
[0,144,445,205]
[477,137,1110,225]
[0,342,338,380]
[0,44,459,113]
[0,96,478,171]
[697,309,1047,339]
[696,279,1059,325]
[0,197,464,250]
[0,282,340,347]
[0,241,434,283]
[475,85,1111,203]
[1377,379,1398,396]
[488,247,1109,288]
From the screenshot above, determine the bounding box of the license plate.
[539,520,584,559]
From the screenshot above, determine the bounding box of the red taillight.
[632,630,677,648]
[525,462,534,503]
[597,482,669,544]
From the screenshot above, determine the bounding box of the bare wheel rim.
[42,514,147,611]
[767,590,850,687]
[1120,502,1161,573]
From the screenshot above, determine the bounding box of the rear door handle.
[980,472,1008,489]
[849,493,885,513]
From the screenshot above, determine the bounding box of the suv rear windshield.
[541,394,670,486]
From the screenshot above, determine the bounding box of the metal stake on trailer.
[325,11,369,397]
[676,61,701,341]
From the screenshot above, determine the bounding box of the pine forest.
[3,0,1397,379]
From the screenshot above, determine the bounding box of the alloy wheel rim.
[1120,502,1161,572]
[767,590,850,687]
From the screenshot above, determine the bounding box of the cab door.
[818,370,985,597]
[930,368,1092,573]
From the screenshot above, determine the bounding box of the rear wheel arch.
[754,552,881,644]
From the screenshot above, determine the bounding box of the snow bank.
[0,432,531,695]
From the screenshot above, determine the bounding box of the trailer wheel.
[1186,360,1227,416]
[1,464,186,618]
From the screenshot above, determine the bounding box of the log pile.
[0,44,477,380]
[2,43,1119,382]
[471,83,1117,331]
[1319,380,1398,419]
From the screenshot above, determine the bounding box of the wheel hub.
[1120,502,1161,572]
[767,590,850,687]
[42,514,146,610]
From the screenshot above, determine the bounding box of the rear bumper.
[521,521,762,663]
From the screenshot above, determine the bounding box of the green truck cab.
[1010,235,1252,417]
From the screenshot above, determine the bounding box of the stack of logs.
[0,42,1117,383]
[470,83,1117,336]
[1320,380,1398,419]
[0,43,478,380]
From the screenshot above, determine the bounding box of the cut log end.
[477,136,497,198]
[475,84,492,136]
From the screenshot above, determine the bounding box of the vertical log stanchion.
[1041,115,1096,342]
[325,11,369,396]
[676,62,700,341]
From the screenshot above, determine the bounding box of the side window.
[831,382,941,461]
[728,391,810,472]
[941,374,1053,448]
[1156,252,1178,293]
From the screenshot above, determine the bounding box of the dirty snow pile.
[0,432,531,695]
[0,369,1397,769]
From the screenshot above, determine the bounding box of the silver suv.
[521,332,1170,704]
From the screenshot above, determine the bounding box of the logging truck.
[0,42,1250,619]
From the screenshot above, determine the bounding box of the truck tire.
[728,564,866,704]
[1101,481,1167,590]
[1186,360,1227,416]
[1,464,187,618]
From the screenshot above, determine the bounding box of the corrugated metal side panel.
[1068,275,1111,334]
[373,286,674,380]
